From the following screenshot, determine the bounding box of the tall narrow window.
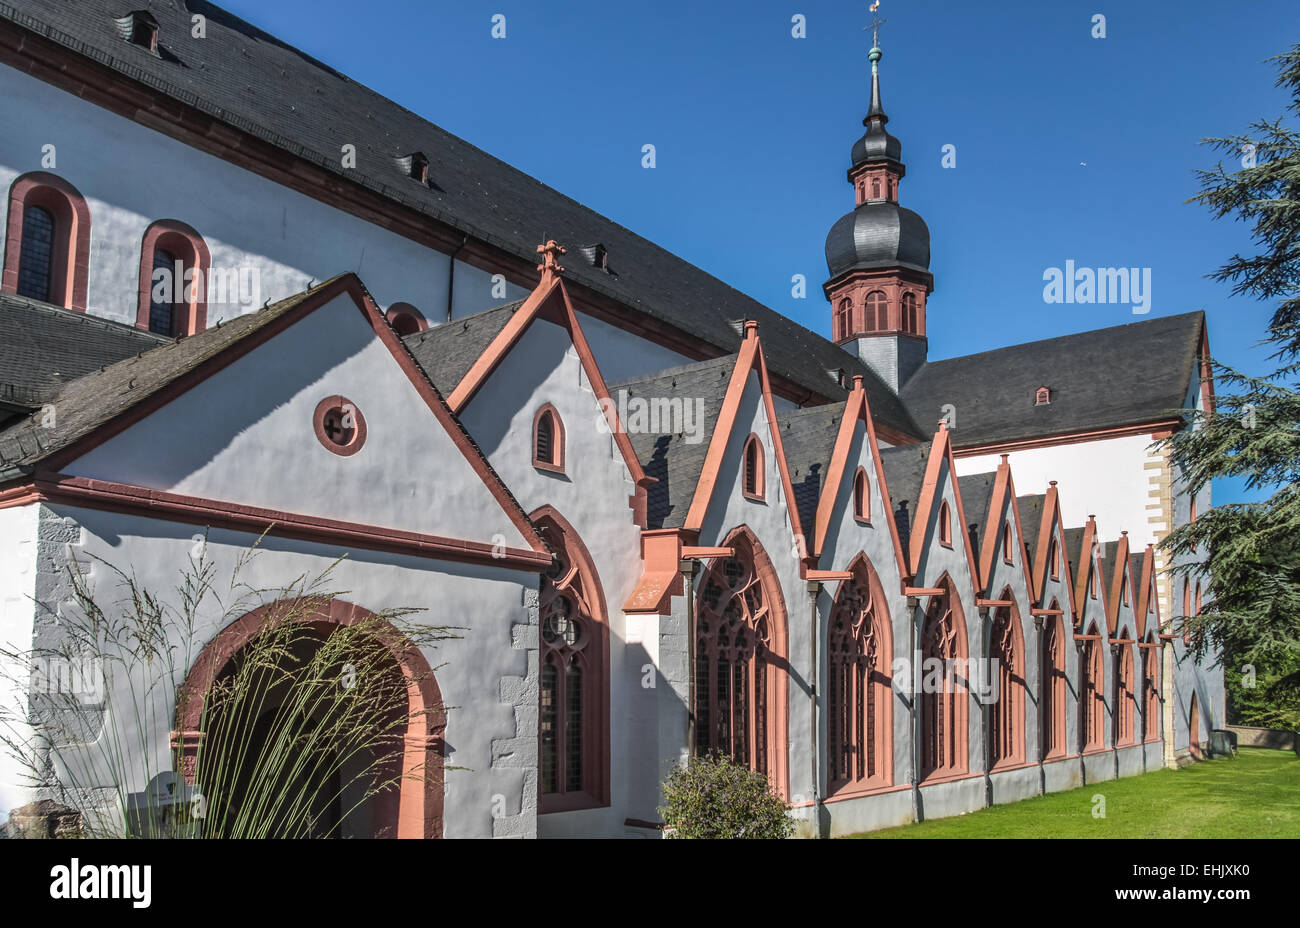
[853,466,870,522]
[871,178,881,199]
[836,298,851,340]
[1002,523,1013,563]
[1089,561,1098,598]
[988,600,1024,767]
[533,404,565,473]
[937,500,952,546]
[3,172,91,311]
[864,290,888,332]
[920,582,967,780]
[534,510,608,811]
[1142,637,1160,742]
[136,219,210,335]
[826,557,892,794]
[1116,640,1135,746]
[694,531,788,795]
[1041,609,1066,758]
[742,434,764,500]
[1194,582,1202,615]
[1081,627,1106,751]
[1048,536,1059,580]
[902,292,917,334]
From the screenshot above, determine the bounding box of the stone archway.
[173,597,444,838]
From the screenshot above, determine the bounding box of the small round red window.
[313,395,367,456]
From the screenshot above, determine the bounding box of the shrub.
[659,753,792,839]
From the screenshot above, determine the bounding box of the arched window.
[826,556,892,794]
[387,302,428,337]
[902,292,917,334]
[533,509,609,811]
[1047,535,1059,580]
[1002,522,1013,563]
[1194,582,1202,615]
[937,500,952,547]
[137,219,210,335]
[1041,607,1067,759]
[871,177,881,199]
[533,404,565,473]
[988,597,1025,768]
[920,580,968,780]
[1142,635,1160,742]
[1182,577,1191,618]
[1190,493,1198,552]
[742,434,764,501]
[1081,625,1106,751]
[3,171,91,311]
[835,298,852,340]
[864,290,888,332]
[1116,638,1135,746]
[1089,561,1098,599]
[694,530,788,795]
[853,466,870,522]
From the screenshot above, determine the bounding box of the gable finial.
[537,239,566,280]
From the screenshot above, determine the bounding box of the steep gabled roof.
[957,472,996,551]
[779,403,844,544]
[403,300,525,393]
[900,312,1206,449]
[878,441,931,555]
[0,1,924,441]
[0,291,168,415]
[1017,494,1047,566]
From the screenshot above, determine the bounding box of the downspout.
[681,558,698,759]
[1111,643,1121,781]
[1076,638,1087,785]
[980,604,993,808]
[807,579,822,837]
[908,594,921,824]
[445,235,468,322]
[1033,614,1046,796]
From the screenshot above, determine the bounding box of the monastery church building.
[0,2,1222,838]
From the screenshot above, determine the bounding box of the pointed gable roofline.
[0,273,550,571]
[1132,543,1159,640]
[437,242,654,524]
[1027,480,1076,614]
[1106,532,1135,638]
[973,456,1036,598]
[905,421,981,595]
[811,375,909,583]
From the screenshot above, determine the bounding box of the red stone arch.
[136,219,211,335]
[3,171,91,310]
[173,597,444,838]
[989,585,1026,768]
[826,552,893,796]
[1081,621,1107,751]
[919,572,969,781]
[1041,598,1068,759]
[694,525,790,798]
[1116,630,1137,746]
[1141,631,1161,743]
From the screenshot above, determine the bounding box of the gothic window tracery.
[826,560,891,792]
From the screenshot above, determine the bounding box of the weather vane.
[866,1,886,48]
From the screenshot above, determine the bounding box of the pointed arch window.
[937,500,952,547]
[827,558,892,794]
[920,582,968,780]
[1081,626,1106,752]
[853,466,870,522]
[742,434,765,501]
[694,532,788,795]
[1041,608,1067,759]
[1002,522,1014,563]
[1142,636,1161,742]
[835,298,852,341]
[1047,536,1059,580]
[3,171,91,311]
[988,598,1025,768]
[902,292,918,334]
[136,219,210,335]
[533,404,565,473]
[534,510,609,811]
[1116,639,1136,746]
[864,290,888,332]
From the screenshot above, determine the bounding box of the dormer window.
[403,152,430,185]
[1035,387,1051,406]
[853,466,870,522]
[937,500,952,547]
[533,404,564,473]
[742,434,765,501]
[117,11,159,53]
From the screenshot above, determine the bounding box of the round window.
[313,395,367,456]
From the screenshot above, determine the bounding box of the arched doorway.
[174,597,444,838]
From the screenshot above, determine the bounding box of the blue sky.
[217,0,1297,504]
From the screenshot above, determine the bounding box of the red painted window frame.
[1041,608,1068,760]
[852,466,870,523]
[864,290,888,333]
[136,219,211,335]
[1116,637,1136,746]
[937,499,952,547]
[387,301,428,336]
[532,404,565,474]
[1001,522,1013,564]
[2,171,91,311]
[1081,625,1106,752]
[742,433,765,501]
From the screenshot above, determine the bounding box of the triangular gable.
[682,322,805,546]
[18,274,548,570]
[1071,516,1106,629]
[440,243,652,518]
[811,375,909,583]
[975,457,1036,599]
[1029,482,1076,615]
[907,423,980,593]
[1133,544,1159,639]
[1106,533,1136,638]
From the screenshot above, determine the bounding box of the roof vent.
[115,11,159,53]
[576,243,613,274]
[397,152,430,186]
[1034,386,1051,406]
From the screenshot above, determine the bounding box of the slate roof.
[1017,494,1047,567]
[0,292,168,414]
[957,472,996,546]
[0,281,334,477]
[777,403,846,541]
[611,357,737,530]
[402,300,526,393]
[878,441,932,554]
[1063,525,1087,590]
[0,1,923,441]
[900,312,1206,449]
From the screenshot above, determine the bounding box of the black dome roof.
[824,201,931,280]
[851,119,902,168]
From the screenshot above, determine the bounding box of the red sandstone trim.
[952,419,1184,457]
[531,403,566,474]
[312,394,368,457]
[3,171,91,311]
[134,218,210,334]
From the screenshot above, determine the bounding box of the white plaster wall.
[0,503,39,818]
[959,434,1155,542]
[0,65,529,326]
[454,317,652,836]
[31,505,539,839]
[65,293,528,548]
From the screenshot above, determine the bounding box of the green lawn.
[851,748,1300,838]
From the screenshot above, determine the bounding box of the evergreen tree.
[1163,45,1300,728]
